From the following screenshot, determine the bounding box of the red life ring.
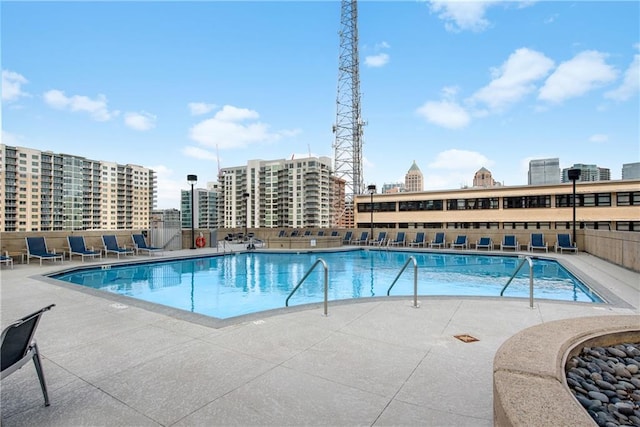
[195,235,206,248]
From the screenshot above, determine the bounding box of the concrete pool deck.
[1,248,638,426]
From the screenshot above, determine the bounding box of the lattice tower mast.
[332,0,365,202]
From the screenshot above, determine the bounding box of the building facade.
[218,156,334,229]
[0,144,156,232]
[561,164,610,182]
[528,158,561,185]
[180,186,219,229]
[622,162,640,180]
[354,179,640,232]
[405,161,423,192]
[472,167,501,188]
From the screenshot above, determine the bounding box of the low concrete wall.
[583,229,640,272]
[493,315,640,427]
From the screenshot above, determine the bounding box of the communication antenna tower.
[332,0,365,203]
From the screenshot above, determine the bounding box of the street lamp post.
[187,174,197,249]
[567,168,581,247]
[243,192,250,241]
[368,184,376,244]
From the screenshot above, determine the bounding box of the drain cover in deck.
[454,334,479,343]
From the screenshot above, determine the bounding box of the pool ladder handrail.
[387,256,419,308]
[500,255,535,308]
[285,258,329,316]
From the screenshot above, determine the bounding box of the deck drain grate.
[454,334,479,343]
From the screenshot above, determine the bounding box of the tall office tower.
[180,187,220,229]
[622,162,640,179]
[218,156,333,229]
[562,164,611,182]
[405,161,424,192]
[0,144,156,232]
[332,0,364,227]
[528,158,561,185]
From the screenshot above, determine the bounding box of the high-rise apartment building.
[622,162,640,180]
[405,161,423,192]
[218,156,333,229]
[528,158,561,185]
[562,164,610,182]
[0,144,156,232]
[180,186,220,229]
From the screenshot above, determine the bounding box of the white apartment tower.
[0,144,156,232]
[218,156,333,229]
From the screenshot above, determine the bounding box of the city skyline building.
[180,186,220,230]
[528,158,561,185]
[472,167,501,188]
[404,161,423,192]
[622,162,640,180]
[0,144,156,232]
[561,164,611,183]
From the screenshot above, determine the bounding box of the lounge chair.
[476,237,493,250]
[132,234,163,256]
[388,232,406,247]
[0,251,14,269]
[317,230,325,237]
[353,231,369,245]
[290,230,300,237]
[1,304,55,407]
[330,230,339,237]
[342,231,353,244]
[429,232,445,248]
[277,230,287,238]
[408,232,425,247]
[500,235,518,251]
[67,236,102,262]
[25,237,64,265]
[528,233,548,252]
[555,233,578,253]
[450,235,468,249]
[102,235,134,259]
[302,230,312,237]
[369,231,387,246]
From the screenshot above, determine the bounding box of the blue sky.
[2,1,638,209]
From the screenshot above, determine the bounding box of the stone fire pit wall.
[493,315,640,426]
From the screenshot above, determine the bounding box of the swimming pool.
[50,249,602,319]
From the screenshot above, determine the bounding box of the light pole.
[187,174,197,249]
[243,192,250,241]
[567,168,581,247]
[368,184,376,244]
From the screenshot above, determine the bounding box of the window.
[617,192,640,206]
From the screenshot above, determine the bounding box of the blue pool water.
[51,250,602,319]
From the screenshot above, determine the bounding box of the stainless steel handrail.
[285,258,329,316]
[387,256,419,308]
[500,256,535,308]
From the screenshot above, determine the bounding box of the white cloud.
[2,70,29,102]
[365,53,390,68]
[182,146,218,161]
[43,89,118,121]
[588,134,609,143]
[189,104,298,149]
[1,130,25,145]
[427,0,497,32]
[429,149,493,170]
[188,102,217,116]
[604,51,639,101]
[471,48,554,111]
[539,51,618,103]
[416,100,470,129]
[124,111,157,131]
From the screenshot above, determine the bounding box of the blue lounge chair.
[353,231,369,245]
[476,237,493,250]
[408,232,425,247]
[25,237,64,265]
[388,232,406,247]
[450,235,468,249]
[369,231,387,246]
[0,251,14,269]
[500,235,518,251]
[555,233,578,253]
[290,230,299,237]
[132,234,163,256]
[277,230,287,238]
[528,233,548,252]
[317,230,325,237]
[330,230,339,237]
[67,236,102,262]
[342,231,353,244]
[1,304,55,407]
[429,232,445,248]
[102,235,134,259]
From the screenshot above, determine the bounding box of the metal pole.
[572,178,577,246]
[191,183,195,249]
[370,192,373,243]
